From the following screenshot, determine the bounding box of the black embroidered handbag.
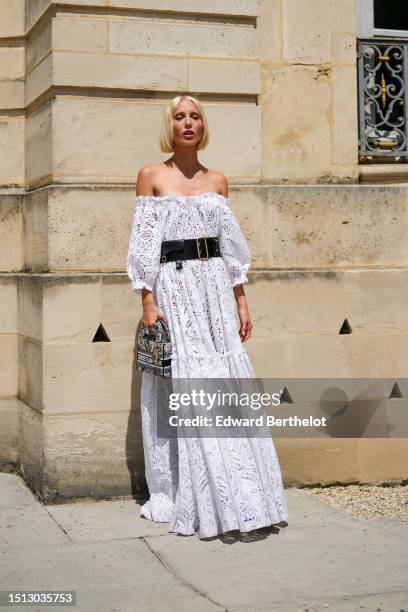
[136,319,172,378]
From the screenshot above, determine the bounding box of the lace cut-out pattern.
[126,192,289,538]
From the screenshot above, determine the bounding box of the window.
[357,1,408,160]
[358,0,408,38]
[374,0,408,32]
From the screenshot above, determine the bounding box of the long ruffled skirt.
[138,256,289,539]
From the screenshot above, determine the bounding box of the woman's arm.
[218,173,252,343]
[130,166,167,327]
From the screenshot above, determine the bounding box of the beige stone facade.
[1,0,407,501]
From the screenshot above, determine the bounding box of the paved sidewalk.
[1,472,407,612]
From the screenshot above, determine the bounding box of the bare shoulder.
[209,169,228,197]
[135,164,161,196]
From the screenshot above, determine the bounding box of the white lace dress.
[126,191,289,538]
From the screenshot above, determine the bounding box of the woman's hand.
[237,305,252,342]
[233,284,252,342]
[141,288,167,328]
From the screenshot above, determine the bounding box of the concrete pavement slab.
[0,473,41,509]
[1,538,221,612]
[232,589,408,611]
[0,475,69,551]
[45,498,167,542]
[1,473,407,612]
[144,489,408,611]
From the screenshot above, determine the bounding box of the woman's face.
[172,99,203,148]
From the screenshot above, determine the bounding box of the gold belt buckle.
[196,237,209,260]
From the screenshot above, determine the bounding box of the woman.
[126,94,289,540]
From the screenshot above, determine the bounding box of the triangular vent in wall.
[92,323,110,343]
[339,319,352,334]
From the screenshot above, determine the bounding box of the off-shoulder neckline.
[134,191,229,201]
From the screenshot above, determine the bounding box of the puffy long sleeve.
[218,199,252,287]
[126,196,165,295]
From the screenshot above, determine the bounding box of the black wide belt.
[160,236,221,266]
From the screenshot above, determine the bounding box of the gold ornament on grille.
[381,72,387,108]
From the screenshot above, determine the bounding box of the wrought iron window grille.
[358,38,408,162]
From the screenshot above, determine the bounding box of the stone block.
[359,438,408,482]
[23,188,136,272]
[0,0,25,38]
[247,333,395,379]
[17,336,43,412]
[26,19,51,74]
[331,32,356,66]
[0,194,24,271]
[53,51,187,91]
[19,399,43,492]
[42,410,145,500]
[259,0,282,65]
[52,15,108,53]
[200,104,260,178]
[25,102,52,190]
[25,54,52,108]
[101,276,143,340]
[394,334,408,378]
[109,18,259,58]
[14,270,142,347]
[262,66,332,181]
[109,0,259,15]
[25,0,52,33]
[43,276,102,344]
[0,334,18,396]
[43,341,136,414]
[0,118,25,187]
[41,273,142,342]
[0,48,24,81]
[277,438,359,486]
[24,189,49,271]
[46,187,133,271]
[340,334,396,378]
[59,0,105,4]
[229,189,267,266]
[332,65,358,166]
[52,52,259,96]
[0,279,17,333]
[282,0,356,64]
[51,97,165,184]
[188,58,260,94]
[17,276,43,343]
[0,398,20,470]
[247,270,346,336]
[0,81,24,110]
[265,185,408,269]
[344,270,408,333]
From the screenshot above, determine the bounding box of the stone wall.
[0,0,25,187]
[260,0,358,183]
[0,0,407,500]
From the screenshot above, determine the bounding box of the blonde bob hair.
[159,95,209,153]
